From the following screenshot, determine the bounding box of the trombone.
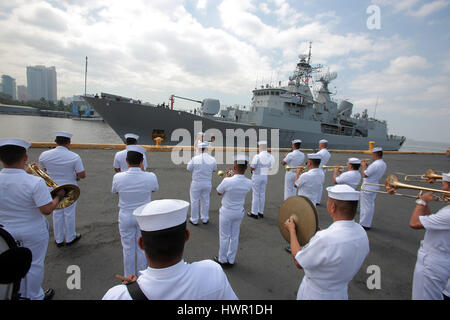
[404,169,442,184]
[361,174,450,203]
[27,163,81,209]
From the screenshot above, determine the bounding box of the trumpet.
[322,165,344,172]
[404,169,442,184]
[285,165,306,172]
[361,174,450,203]
[361,158,372,165]
[27,163,81,209]
[218,169,234,178]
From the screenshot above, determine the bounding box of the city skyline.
[0,0,449,142]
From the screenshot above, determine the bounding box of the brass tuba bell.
[27,163,80,209]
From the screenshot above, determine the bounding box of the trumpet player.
[333,158,362,190]
[114,133,148,172]
[294,154,325,207]
[315,139,331,205]
[0,139,66,300]
[409,172,450,300]
[187,142,217,225]
[38,132,86,247]
[281,139,305,200]
[359,147,386,230]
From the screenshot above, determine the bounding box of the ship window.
[275,91,279,95]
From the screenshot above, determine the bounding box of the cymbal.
[278,196,318,246]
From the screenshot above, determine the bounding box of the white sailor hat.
[124,133,139,140]
[234,154,249,163]
[126,145,146,155]
[326,184,360,201]
[56,131,72,138]
[0,138,31,150]
[371,147,383,153]
[197,142,209,149]
[307,153,321,160]
[292,139,302,144]
[258,140,267,146]
[197,132,204,136]
[348,157,361,164]
[443,173,450,182]
[319,139,328,144]
[134,199,189,232]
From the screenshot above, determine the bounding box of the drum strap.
[125,281,148,300]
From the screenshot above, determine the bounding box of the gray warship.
[83,46,405,150]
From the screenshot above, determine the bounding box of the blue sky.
[0,0,449,142]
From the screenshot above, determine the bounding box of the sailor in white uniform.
[113,133,148,172]
[0,139,66,300]
[39,132,86,246]
[112,145,159,277]
[284,184,369,300]
[315,139,331,205]
[248,141,275,219]
[281,139,305,200]
[409,172,450,300]
[215,155,252,266]
[294,154,325,207]
[193,132,204,155]
[359,147,387,230]
[333,157,362,190]
[187,142,217,225]
[102,199,237,300]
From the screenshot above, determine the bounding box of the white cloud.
[408,0,449,17]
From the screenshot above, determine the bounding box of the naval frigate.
[83,47,405,150]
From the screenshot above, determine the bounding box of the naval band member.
[113,133,148,172]
[0,138,66,300]
[215,155,252,267]
[39,131,85,247]
[284,184,369,299]
[281,139,305,200]
[315,139,331,205]
[359,147,387,230]
[409,172,450,300]
[248,140,274,219]
[112,145,159,277]
[294,153,325,207]
[102,199,237,300]
[187,142,217,225]
[333,158,362,190]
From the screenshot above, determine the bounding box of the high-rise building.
[17,85,28,101]
[1,75,17,100]
[26,65,57,102]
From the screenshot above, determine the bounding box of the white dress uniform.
[0,139,53,300]
[359,156,387,228]
[295,184,370,300]
[412,204,450,300]
[102,199,237,300]
[112,160,159,277]
[113,149,148,172]
[294,167,325,207]
[250,146,274,216]
[187,146,217,224]
[283,147,305,200]
[315,145,330,204]
[39,145,85,244]
[216,171,252,264]
[336,171,361,190]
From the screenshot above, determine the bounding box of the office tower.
[26,65,57,101]
[1,75,17,99]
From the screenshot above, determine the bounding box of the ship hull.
[83,97,404,151]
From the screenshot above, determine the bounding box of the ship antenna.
[307,41,312,64]
[84,56,88,96]
[374,95,379,118]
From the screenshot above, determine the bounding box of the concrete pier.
[5,148,450,300]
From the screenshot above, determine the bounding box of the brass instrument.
[361,174,450,203]
[285,165,306,172]
[322,165,344,172]
[361,158,372,165]
[27,163,80,209]
[218,169,234,178]
[404,169,442,184]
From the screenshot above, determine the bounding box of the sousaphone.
[278,196,319,246]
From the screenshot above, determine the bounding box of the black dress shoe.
[202,220,209,225]
[285,245,292,254]
[247,212,258,219]
[55,241,65,247]
[362,226,371,231]
[258,213,264,218]
[189,220,198,226]
[213,256,229,267]
[43,288,55,300]
[66,234,81,246]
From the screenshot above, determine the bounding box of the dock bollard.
[154,137,163,147]
[366,141,375,154]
